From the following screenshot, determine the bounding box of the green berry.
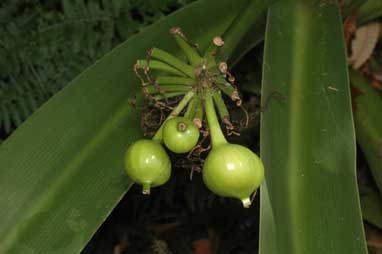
[124,139,171,194]
[202,144,264,208]
[163,117,200,153]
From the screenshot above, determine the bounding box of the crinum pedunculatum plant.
[124,27,264,208]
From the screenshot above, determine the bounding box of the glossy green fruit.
[163,117,200,153]
[202,144,264,208]
[124,139,171,194]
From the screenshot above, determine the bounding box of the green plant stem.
[136,59,185,76]
[221,0,275,60]
[215,78,238,101]
[171,29,203,67]
[152,92,186,100]
[193,93,203,128]
[155,76,195,85]
[212,89,230,121]
[184,97,196,119]
[205,87,227,147]
[143,85,190,94]
[203,38,222,68]
[150,48,196,78]
[153,90,195,142]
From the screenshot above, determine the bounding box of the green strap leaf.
[350,70,382,195]
[260,1,367,253]
[0,0,250,253]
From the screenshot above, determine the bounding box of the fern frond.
[0,0,195,135]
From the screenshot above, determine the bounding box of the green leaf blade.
[260,1,367,253]
[350,70,382,195]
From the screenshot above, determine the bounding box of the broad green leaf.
[260,1,367,254]
[350,70,382,195]
[0,0,255,253]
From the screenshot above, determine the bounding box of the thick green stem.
[205,88,227,147]
[171,27,203,67]
[155,76,195,86]
[136,59,185,76]
[184,97,196,119]
[144,85,190,94]
[150,48,196,78]
[152,90,195,142]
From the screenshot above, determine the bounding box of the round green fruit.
[124,139,171,194]
[163,117,200,154]
[202,144,264,208]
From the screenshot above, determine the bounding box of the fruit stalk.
[152,90,195,142]
[143,85,190,94]
[135,59,185,76]
[214,78,240,105]
[204,36,225,69]
[205,87,228,147]
[152,92,186,101]
[184,97,197,119]
[212,89,232,127]
[193,93,203,128]
[155,76,195,86]
[150,48,196,78]
[170,27,202,67]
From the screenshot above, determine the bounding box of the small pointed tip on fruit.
[142,182,151,195]
[242,197,252,208]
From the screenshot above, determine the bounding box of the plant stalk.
[205,87,227,147]
[150,48,196,78]
[155,76,195,86]
[144,85,190,94]
[136,59,185,76]
[152,92,186,100]
[193,93,204,128]
[171,27,203,67]
[184,97,197,119]
[152,90,195,142]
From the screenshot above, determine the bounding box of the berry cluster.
[125,27,264,208]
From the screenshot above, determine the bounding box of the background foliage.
[0,0,193,135]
